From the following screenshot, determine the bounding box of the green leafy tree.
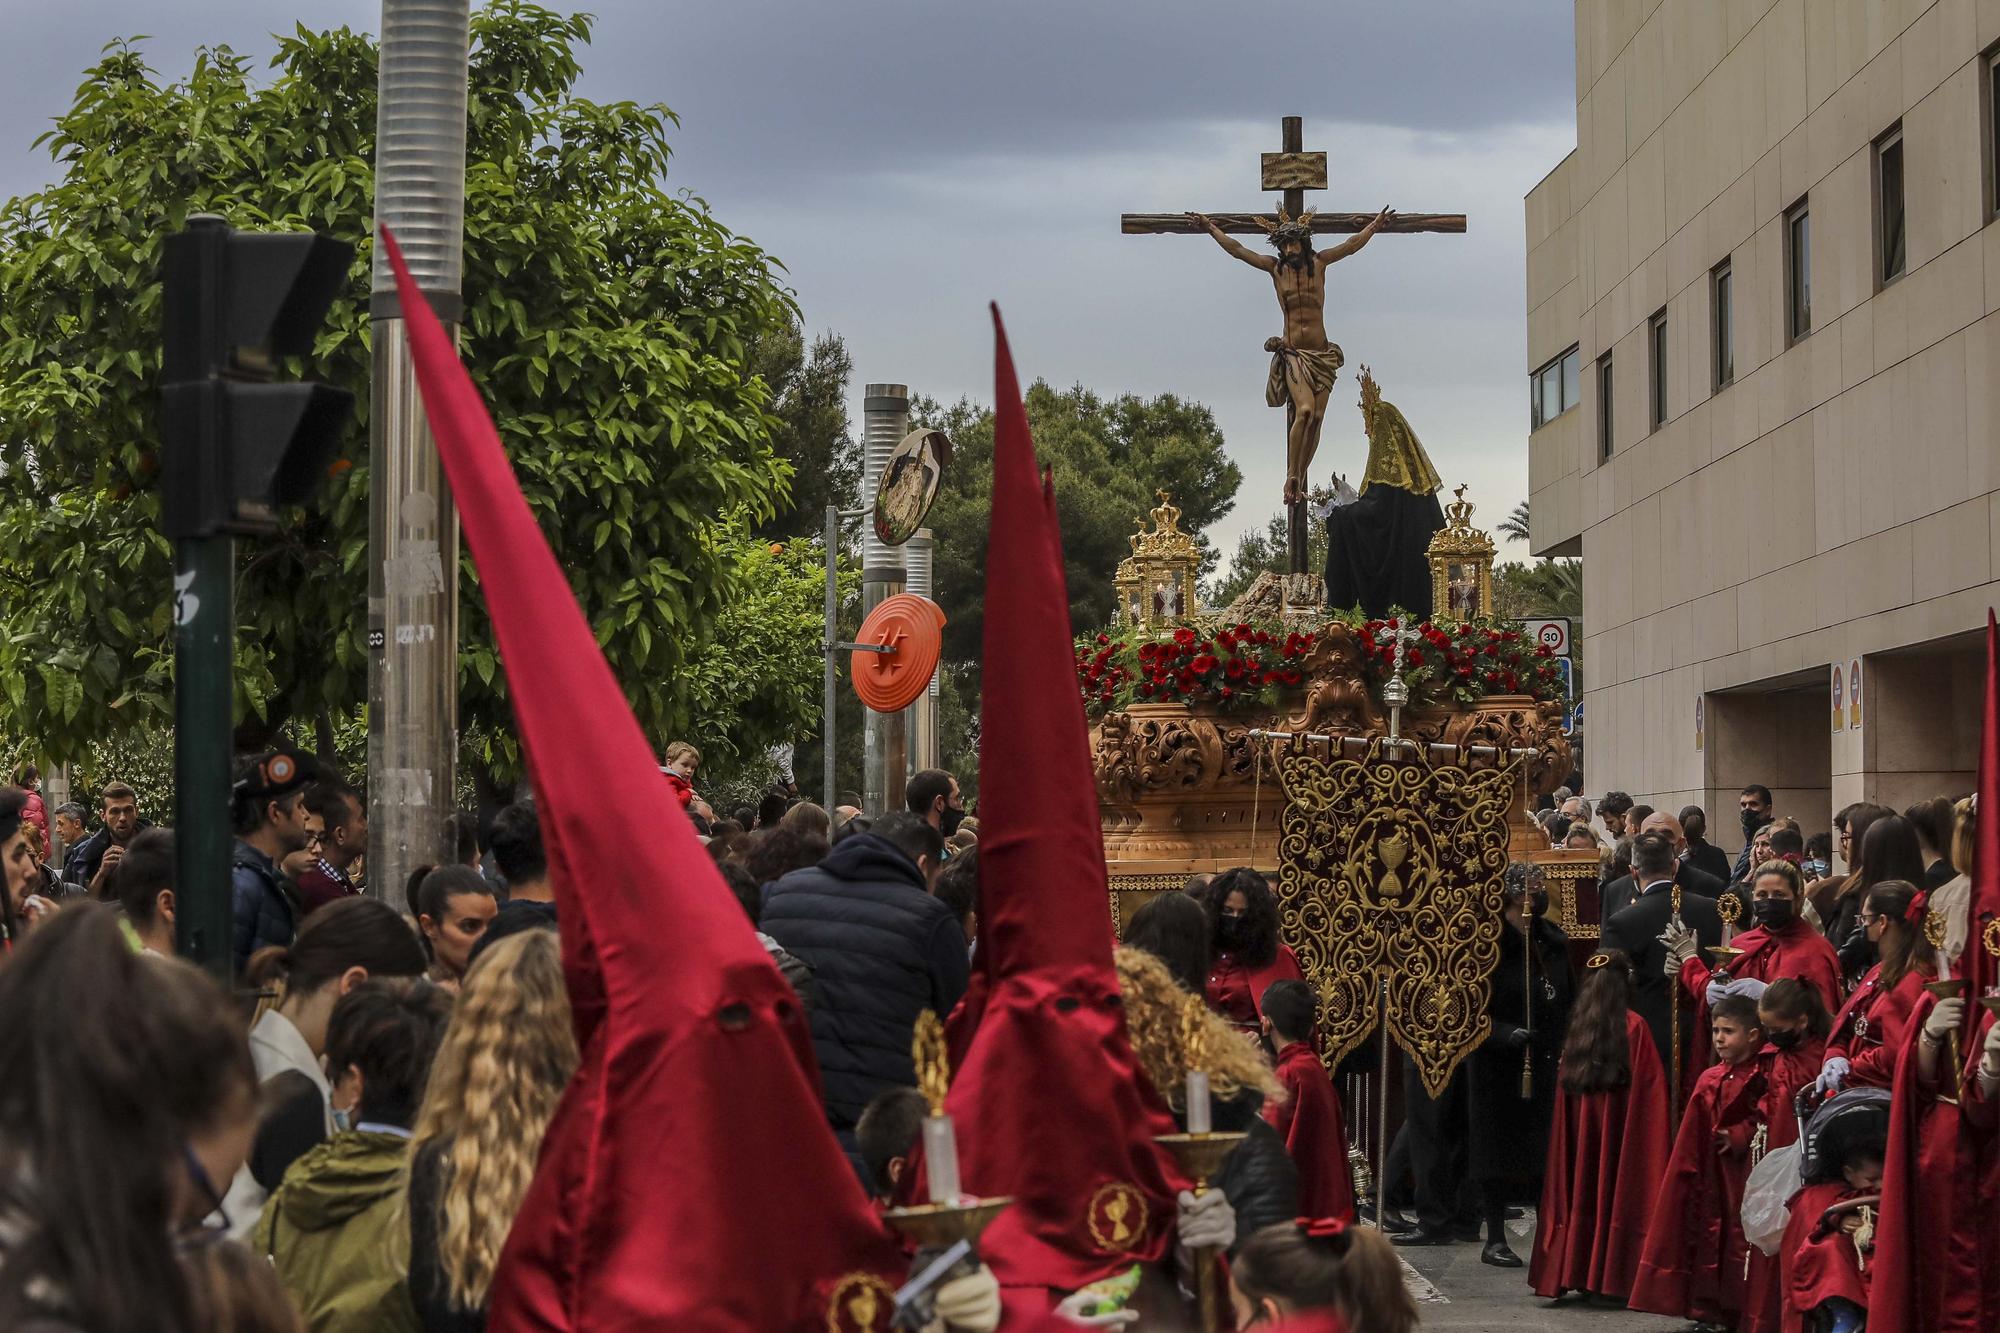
[1498,500,1532,544]
[749,323,858,538]
[1494,558,1582,619]
[921,382,1241,666]
[0,5,815,782]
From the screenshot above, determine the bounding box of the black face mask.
[1768,1027,1804,1052]
[1741,806,1764,837]
[939,804,965,837]
[1529,890,1550,918]
[1216,916,1251,951]
[1752,898,1796,930]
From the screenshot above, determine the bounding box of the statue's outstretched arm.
[1318,206,1397,267]
[1186,213,1275,271]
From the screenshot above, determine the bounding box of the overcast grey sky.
[0,1,1577,561]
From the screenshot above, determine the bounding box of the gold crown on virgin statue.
[1357,366,1381,414]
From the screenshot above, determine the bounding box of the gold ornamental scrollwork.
[1276,739,1521,1098]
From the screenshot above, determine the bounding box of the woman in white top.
[221,894,427,1236]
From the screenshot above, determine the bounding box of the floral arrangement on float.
[1074,614,1563,717]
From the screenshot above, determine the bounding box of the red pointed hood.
[943,307,1183,1293]
[378,228,902,1331]
[1967,611,1999,1020]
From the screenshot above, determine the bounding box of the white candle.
[1185,1069,1212,1136]
[923,1114,961,1205]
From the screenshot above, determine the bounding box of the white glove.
[932,1265,1001,1333]
[1980,1020,2000,1099]
[1053,1289,1141,1327]
[1923,996,1966,1043]
[1659,920,1697,976]
[1814,1055,1851,1095]
[1705,977,1769,1006]
[1176,1186,1236,1251]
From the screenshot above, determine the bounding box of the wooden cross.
[1122,117,1467,575]
[1120,116,1468,239]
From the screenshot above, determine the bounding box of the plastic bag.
[1741,1142,1801,1256]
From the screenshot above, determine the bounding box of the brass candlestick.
[884,1011,1011,1260]
[1710,894,1746,971]
[1157,993,1246,1332]
[1155,1131,1249,1332]
[1924,914,1965,1104]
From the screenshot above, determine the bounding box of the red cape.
[1529,1010,1671,1299]
[942,309,1185,1298]
[1869,993,1992,1333]
[1827,965,1926,1089]
[381,231,904,1330]
[1629,1057,1765,1322]
[1682,921,1843,1020]
[1265,1040,1355,1222]
[1207,944,1305,1030]
[1781,1182,1871,1333]
[1741,1037,1827,1333]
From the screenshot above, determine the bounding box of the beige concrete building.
[1526,0,2000,858]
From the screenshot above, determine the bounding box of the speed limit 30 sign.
[1522,617,1572,657]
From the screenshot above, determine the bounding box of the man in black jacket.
[760,811,968,1142]
[1601,830,1722,1103]
[1599,809,1728,919]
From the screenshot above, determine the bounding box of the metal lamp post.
[367,0,470,907]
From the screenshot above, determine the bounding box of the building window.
[1876,124,1906,284]
[1529,344,1581,428]
[1987,48,2000,220]
[1648,310,1668,430]
[1785,199,1811,342]
[1597,352,1614,460]
[1711,259,1734,389]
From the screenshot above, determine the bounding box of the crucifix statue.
[1122,116,1467,575]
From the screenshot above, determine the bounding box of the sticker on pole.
[851,594,946,713]
[1522,617,1571,656]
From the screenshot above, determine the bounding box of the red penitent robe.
[1868,995,1990,1333]
[1781,1182,1873,1333]
[1629,1055,1766,1323]
[1825,963,1926,1090]
[1681,919,1844,1020]
[1205,943,1304,1032]
[1741,1036,1827,1333]
[1529,1010,1672,1300]
[1264,1040,1356,1222]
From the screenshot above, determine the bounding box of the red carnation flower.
[1174,627,1197,647]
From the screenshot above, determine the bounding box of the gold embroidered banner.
[1276,740,1521,1097]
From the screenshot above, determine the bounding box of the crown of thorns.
[1257,205,1316,248]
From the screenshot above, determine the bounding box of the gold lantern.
[1426,485,1495,621]
[1115,491,1201,629]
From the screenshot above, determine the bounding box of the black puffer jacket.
[1205,1089,1298,1252]
[760,833,970,1132]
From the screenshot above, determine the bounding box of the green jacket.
[253,1129,421,1333]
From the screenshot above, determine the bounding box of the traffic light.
[159,216,355,538]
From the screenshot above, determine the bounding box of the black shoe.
[1390,1226,1456,1247]
[1505,1206,1526,1220]
[1377,1207,1416,1234]
[1481,1240,1524,1268]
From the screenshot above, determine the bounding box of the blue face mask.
[331,1106,353,1134]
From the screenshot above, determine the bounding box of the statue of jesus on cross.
[1183,204,1394,507]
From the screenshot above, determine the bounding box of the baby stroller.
[1742,1087,1893,1257]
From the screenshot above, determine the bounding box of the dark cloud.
[0,1,1574,553]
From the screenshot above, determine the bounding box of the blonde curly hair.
[1114,946,1283,1107]
[407,929,577,1312]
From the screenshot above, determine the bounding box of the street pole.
[173,530,234,976]
[905,527,938,772]
[824,504,839,810]
[368,0,470,909]
[860,385,911,815]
